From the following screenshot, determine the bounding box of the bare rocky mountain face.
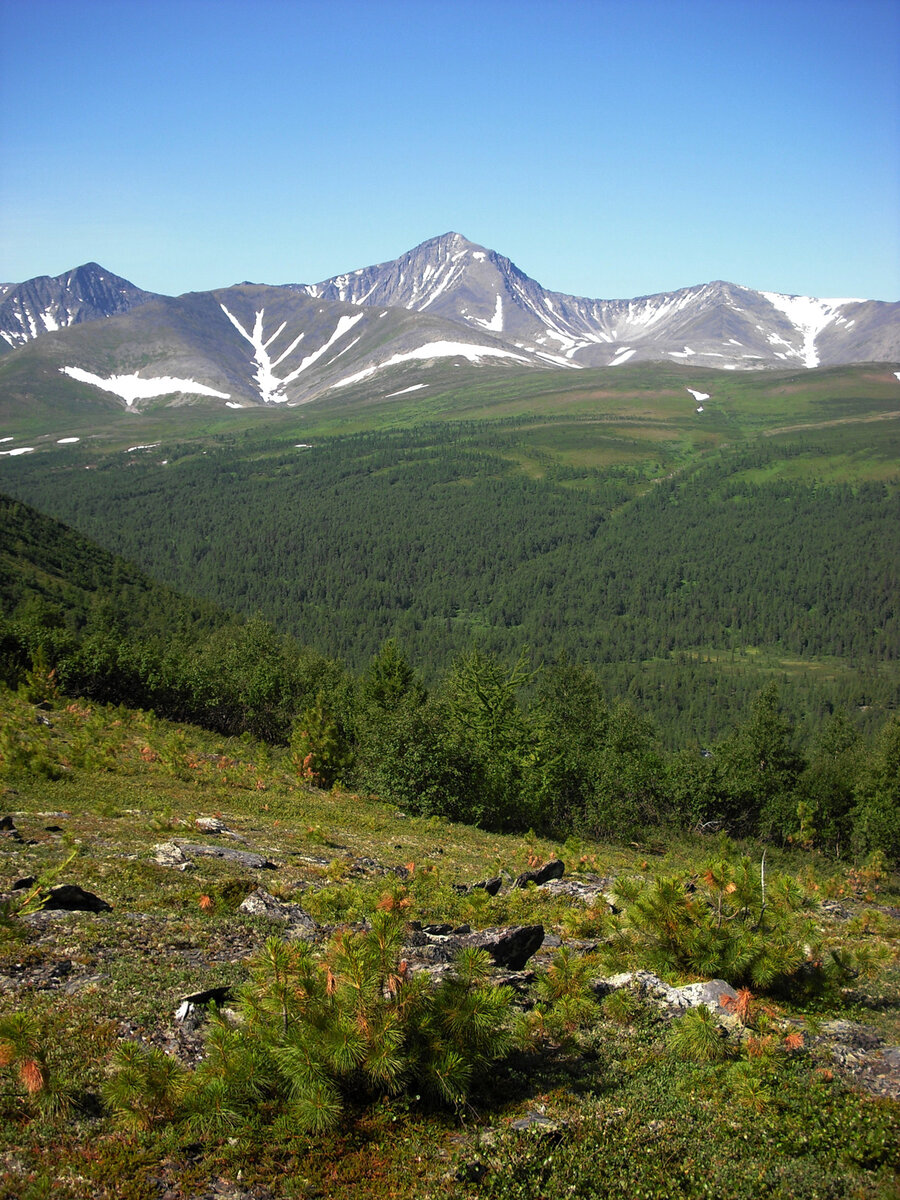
[0,263,158,351]
[294,232,900,371]
[1,235,897,413]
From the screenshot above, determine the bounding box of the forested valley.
[2,484,898,864]
[1,374,900,1199]
[2,412,898,745]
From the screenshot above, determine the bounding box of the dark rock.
[467,924,545,970]
[474,876,503,895]
[0,816,23,842]
[175,986,234,1022]
[451,875,503,896]
[513,860,565,889]
[422,923,454,935]
[12,876,37,890]
[43,884,112,912]
[44,825,64,833]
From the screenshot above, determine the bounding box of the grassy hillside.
[0,688,898,1199]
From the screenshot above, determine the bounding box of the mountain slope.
[0,491,229,642]
[295,232,900,371]
[0,263,158,352]
[1,238,897,422]
[0,283,554,417]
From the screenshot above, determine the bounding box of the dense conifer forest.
[2,413,898,744]
[2,490,898,863]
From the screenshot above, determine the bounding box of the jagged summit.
[0,263,157,351]
[292,238,899,370]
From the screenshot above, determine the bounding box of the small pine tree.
[667,1005,731,1063]
[103,1041,188,1130]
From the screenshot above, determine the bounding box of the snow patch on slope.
[470,294,504,333]
[330,341,531,389]
[761,292,863,369]
[385,384,430,397]
[220,305,364,403]
[60,367,230,406]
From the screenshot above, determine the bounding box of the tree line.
[2,589,897,864]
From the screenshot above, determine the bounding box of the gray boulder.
[595,970,738,1016]
[238,887,316,938]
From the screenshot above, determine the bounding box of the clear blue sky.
[1,0,898,301]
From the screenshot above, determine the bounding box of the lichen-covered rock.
[594,970,738,1016]
[153,842,195,870]
[238,887,316,938]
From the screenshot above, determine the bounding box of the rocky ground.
[3,812,899,1106]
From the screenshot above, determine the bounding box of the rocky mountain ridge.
[295,232,900,371]
[1,235,898,413]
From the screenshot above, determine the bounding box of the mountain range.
[1,233,898,412]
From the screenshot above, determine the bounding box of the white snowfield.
[686,388,710,403]
[0,447,34,455]
[60,367,230,406]
[220,305,364,403]
[761,292,863,369]
[330,341,531,389]
[57,437,80,443]
[469,294,504,333]
[385,384,429,397]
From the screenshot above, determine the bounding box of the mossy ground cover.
[1,690,899,1198]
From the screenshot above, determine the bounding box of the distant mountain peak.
[0,263,157,352]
